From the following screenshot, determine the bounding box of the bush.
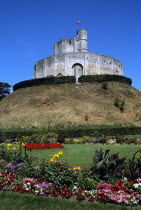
[13,75,132,91]
[101,82,108,89]
[13,76,76,91]
[1,126,141,141]
[91,149,126,180]
[0,82,11,101]
[125,150,141,180]
[114,97,125,111]
[79,74,132,85]
[42,162,78,188]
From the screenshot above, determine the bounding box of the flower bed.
[0,160,141,207]
[0,143,141,207]
[24,143,64,150]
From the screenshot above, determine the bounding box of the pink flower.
[137,178,141,182]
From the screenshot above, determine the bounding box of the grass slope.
[0,191,140,210]
[0,82,141,129]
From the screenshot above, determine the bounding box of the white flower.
[130,197,138,204]
[133,183,140,188]
[35,190,39,195]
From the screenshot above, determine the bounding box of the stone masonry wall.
[34,52,123,78]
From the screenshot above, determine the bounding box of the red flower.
[61,186,71,199]
[24,143,64,150]
[130,180,135,184]
[111,185,121,192]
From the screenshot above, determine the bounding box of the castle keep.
[34,29,123,81]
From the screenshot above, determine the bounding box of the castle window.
[110,62,112,64]
[69,41,71,45]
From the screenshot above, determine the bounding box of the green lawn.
[29,144,141,167]
[0,191,140,210]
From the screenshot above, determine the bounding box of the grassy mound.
[1,191,137,210]
[0,82,141,129]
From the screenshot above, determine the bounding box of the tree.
[0,82,11,101]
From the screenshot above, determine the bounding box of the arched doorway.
[72,63,83,82]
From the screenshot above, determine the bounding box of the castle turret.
[77,29,88,52]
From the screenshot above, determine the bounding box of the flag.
[77,21,80,24]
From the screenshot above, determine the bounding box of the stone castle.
[34,29,123,81]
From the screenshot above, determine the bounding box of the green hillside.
[0,82,141,129]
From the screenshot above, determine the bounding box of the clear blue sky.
[0,0,141,92]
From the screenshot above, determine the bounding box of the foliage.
[1,126,141,140]
[79,74,132,85]
[13,76,76,91]
[0,82,11,101]
[114,97,125,111]
[0,143,31,163]
[101,82,108,90]
[1,143,141,207]
[91,149,126,180]
[78,169,99,190]
[125,150,141,181]
[42,161,79,188]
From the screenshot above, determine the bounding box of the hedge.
[0,127,141,141]
[54,127,141,138]
[13,75,132,91]
[79,75,132,85]
[13,76,76,91]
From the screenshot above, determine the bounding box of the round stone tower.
[77,29,88,52]
[34,29,123,79]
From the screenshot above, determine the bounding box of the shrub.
[114,97,125,111]
[101,82,108,89]
[91,149,126,180]
[79,74,132,85]
[125,150,141,181]
[78,177,98,190]
[13,76,76,91]
[42,162,78,188]
[0,82,11,101]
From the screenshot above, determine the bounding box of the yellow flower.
[7,144,12,147]
[58,151,63,155]
[73,166,81,170]
[50,158,56,162]
[54,154,60,158]
[12,147,18,150]
[15,142,20,144]
[22,143,25,147]
[74,139,81,143]
[7,148,11,150]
